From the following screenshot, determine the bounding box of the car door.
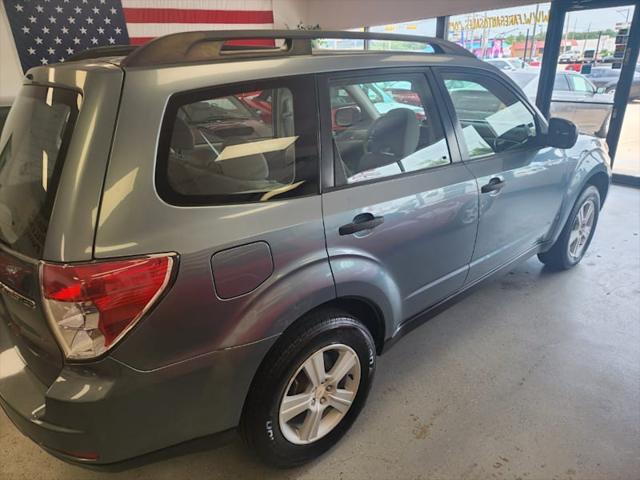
[434,68,567,284]
[548,73,578,125]
[566,73,611,136]
[320,69,479,325]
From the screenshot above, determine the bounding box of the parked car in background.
[235,90,274,122]
[582,50,596,62]
[584,66,640,100]
[507,70,614,137]
[564,63,582,72]
[0,30,611,469]
[484,57,527,71]
[559,51,581,63]
[381,80,422,106]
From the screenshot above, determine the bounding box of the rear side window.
[158,76,319,206]
[554,75,570,91]
[569,75,596,93]
[442,73,538,159]
[0,86,79,258]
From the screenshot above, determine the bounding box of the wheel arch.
[239,295,387,427]
[586,170,610,207]
[267,296,387,360]
[544,156,610,252]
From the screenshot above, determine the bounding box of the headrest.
[171,117,194,151]
[367,108,419,158]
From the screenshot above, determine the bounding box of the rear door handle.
[339,213,384,236]
[481,177,506,194]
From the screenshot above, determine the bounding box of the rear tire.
[538,185,600,270]
[240,309,376,467]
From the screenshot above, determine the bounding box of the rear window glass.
[0,86,80,258]
[158,76,319,206]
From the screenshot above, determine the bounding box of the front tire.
[240,309,376,467]
[538,185,601,270]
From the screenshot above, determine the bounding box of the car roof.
[46,29,480,71]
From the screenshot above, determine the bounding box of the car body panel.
[0,63,124,390]
[0,47,612,465]
[463,145,569,282]
[585,67,640,99]
[322,164,479,332]
[433,66,569,282]
[0,314,275,463]
[540,135,611,248]
[25,62,125,262]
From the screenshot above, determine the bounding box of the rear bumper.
[0,331,276,464]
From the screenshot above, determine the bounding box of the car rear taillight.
[41,255,175,360]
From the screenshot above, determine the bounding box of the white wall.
[272,0,310,29]
[0,2,24,104]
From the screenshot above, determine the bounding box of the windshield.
[359,83,394,105]
[182,96,254,123]
[0,86,80,257]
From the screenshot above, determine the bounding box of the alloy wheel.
[278,344,361,445]
[568,199,596,261]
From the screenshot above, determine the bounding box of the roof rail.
[120,30,475,68]
[66,45,138,62]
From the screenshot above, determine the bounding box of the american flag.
[3,0,275,72]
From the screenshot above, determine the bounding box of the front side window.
[329,75,450,185]
[442,72,538,159]
[569,75,595,94]
[159,77,318,205]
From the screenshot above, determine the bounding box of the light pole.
[530,3,541,61]
[616,8,631,24]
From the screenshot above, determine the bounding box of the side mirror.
[334,106,362,127]
[596,86,607,94]
[546,117,578,149]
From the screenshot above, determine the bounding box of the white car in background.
[559,51,581,63]
[485,57,528,71]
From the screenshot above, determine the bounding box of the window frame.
[317,67,461,192]
[554,74,571,91]
[433,67,547,163]
[155,74,320,207]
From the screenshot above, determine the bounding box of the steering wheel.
[492,135,523,153]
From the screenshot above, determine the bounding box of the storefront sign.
[450,10,549,31]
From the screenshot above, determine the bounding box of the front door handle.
[481,177,506,194]
[339,213,384,236]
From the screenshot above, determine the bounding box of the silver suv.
[0,31,611,467]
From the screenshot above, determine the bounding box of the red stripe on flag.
[123,8,274,24]
[224,39,276,46]
[129,37,154,45]
[129,37,276,47]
